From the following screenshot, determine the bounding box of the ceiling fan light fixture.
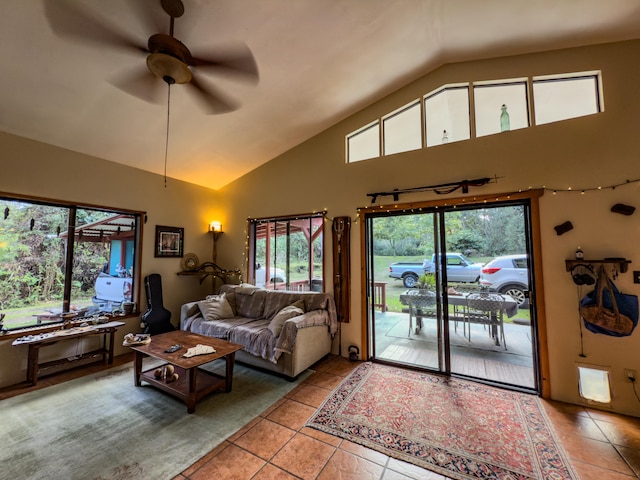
[146,53,191,84]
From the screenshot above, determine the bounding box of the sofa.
[180,284,337,379]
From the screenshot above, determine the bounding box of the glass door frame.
[360,189,548,397]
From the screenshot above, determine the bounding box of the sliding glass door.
[366,200,539,392]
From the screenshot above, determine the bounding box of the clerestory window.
[474,79,529,137]
[346,121,380,163]
[533,72,602,125]
[346,70,603,162]
[383,100,422,155]
[424,85,471,147]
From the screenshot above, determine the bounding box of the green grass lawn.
[2,296,94,330]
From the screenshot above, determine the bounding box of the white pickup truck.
[93,273,132,311]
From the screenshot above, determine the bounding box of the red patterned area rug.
[307,362,578,480]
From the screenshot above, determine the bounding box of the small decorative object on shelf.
[177,262,243,285]
[500,104,510,132]
[565,258,631,274]
[182,253,199,271]
[575,247,584,260]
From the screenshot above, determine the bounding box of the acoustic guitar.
[141,273,175,335]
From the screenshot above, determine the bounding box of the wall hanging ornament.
[610,203,635,216]
[554,221,573,236]
[332,216,350,323]
[579,266,639,337]
[366,176,494,204]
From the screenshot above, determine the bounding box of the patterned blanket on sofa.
[181,285,337,364]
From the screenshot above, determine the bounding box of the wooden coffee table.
[128,330,243,413]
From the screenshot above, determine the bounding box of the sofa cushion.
[205,291,237,315]
[268,301,304,337]
[235,288,267,318]
[198,293,234,320]
[263,291,308,319]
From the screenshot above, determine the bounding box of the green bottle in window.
[500,104,510,132]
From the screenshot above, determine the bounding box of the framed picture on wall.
[155,225,184,258]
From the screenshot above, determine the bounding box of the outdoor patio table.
[400,292,519,343]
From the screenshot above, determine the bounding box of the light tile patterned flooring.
[2,354,639,479]
[172,355,640,480]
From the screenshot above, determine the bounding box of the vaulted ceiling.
[2,1,640,189]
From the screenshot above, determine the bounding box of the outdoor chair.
[405,290,436,336]
[464,292,507,350]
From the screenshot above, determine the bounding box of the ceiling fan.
[43,0,259,114]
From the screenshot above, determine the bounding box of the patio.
[371,310,536,389]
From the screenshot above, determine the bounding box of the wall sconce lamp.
[209,222,223,263]
[209,221,223,234]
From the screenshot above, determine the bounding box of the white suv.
[479,254,529,307]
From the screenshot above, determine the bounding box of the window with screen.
[248,213,324,291]
[0,195,142,331]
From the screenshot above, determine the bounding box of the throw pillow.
[184,302,200,317]
[268,302,304,337]
[198,292,234,321]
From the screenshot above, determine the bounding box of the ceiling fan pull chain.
[164,83,172,188]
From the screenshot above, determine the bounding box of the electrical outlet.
[624,369,637,382]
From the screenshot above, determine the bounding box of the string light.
[353,177,640,215]
[539,178,640,194]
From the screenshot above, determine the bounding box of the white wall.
[219,40,640,417]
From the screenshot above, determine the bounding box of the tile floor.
[2,354,639,479]
[172,355,640,480]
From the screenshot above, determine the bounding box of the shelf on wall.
[565,258,631,273]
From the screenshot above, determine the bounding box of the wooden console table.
[12,321,125,385]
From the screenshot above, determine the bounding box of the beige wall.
[1,40,639,416]
[0,131,221,387]
[220,40,640,417]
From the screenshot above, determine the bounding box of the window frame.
[473,78,530,137]
[247,212,325,291]
[346,120,381,163]
[0,191,144,333]
[382,99,423,156]
[424,84,471,147]
[532,71,603,125]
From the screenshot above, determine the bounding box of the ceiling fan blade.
[187,74,239,114]
[189,44,259,83]
[109,66,164,105]
[43,0,147,54]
